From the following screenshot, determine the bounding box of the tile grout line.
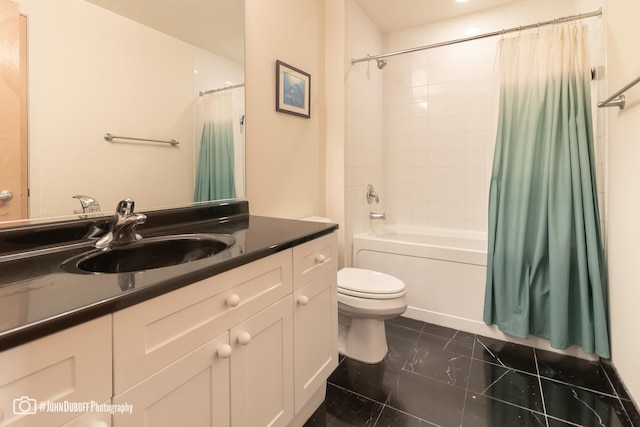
[533,348,551,427]
[457,332,478,427]
[600,359,637,427]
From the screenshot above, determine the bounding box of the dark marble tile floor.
[304,317,640,427]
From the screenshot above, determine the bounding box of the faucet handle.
[73,195,101,213]
[116,198,135,217]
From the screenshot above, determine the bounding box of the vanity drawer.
[293,233,338,289]
[113,249,293,394]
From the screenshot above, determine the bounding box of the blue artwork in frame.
[276,60,311,118]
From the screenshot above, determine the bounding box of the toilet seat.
[338,268,406,300]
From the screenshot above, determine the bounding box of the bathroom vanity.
[0,200,338,427]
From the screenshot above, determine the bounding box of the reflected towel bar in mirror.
[104,133,179,146]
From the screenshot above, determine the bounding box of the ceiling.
[354,0,525,33]
[85,0,245,64]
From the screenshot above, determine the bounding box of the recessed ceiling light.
[464,27,480,36]
[456,0,470,3]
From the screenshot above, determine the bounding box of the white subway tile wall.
[347,0,606,247]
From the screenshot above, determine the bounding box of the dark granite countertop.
[0,201,337,352]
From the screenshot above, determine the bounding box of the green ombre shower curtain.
[484,23,610,358]
[194,90,236,202]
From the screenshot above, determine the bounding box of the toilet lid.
[337,268,405,295]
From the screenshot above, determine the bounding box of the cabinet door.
[230,296,294,427]
[61,401,111,427]
[293,271,338,413]
[112,332,230,427]
[0,316,112,427]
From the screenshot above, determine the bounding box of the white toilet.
[301,217,407,364]
[337,267,407,364]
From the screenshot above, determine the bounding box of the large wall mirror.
[0,0,245,228]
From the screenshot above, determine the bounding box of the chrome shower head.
[376,59,387,69]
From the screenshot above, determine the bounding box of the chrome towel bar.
[598,75,640,110]
[104,133,179,146]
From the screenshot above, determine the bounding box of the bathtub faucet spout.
[369,212,386,220]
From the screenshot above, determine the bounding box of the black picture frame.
[276,60,311,118]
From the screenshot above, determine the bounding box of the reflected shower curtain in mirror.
[483,23,610,358]
[194,90,236,202]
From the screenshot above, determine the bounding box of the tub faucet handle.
[366,184,379,204]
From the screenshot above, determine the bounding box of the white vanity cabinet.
[292,235,339,416]
[0,231,337,427]
[111,231,338,427]
[0,316,112,427]
[112,249,293,427]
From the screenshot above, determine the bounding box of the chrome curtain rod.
[103,133,179,146]
[351,8,602,65]
[199,83,245,97]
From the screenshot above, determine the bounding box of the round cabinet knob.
[226,294,241,308]
[315,254,326,264]
[237,331,251,345]
[0,190,13,202]
[217,344,232,359]
[298,295,309,305]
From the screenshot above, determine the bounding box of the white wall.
[244,0,326,219]
[19,0,243,219]
[345,0,385,265]
[606,0,640,407]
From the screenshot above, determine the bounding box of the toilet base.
[338,317,388,364]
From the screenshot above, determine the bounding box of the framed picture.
[276,60,311,118]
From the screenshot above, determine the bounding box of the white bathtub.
[352,224,597,359]
[353,225,489,334]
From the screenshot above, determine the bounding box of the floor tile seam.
[398,366,469,392]
[419,329,461,343]
[415,332,475,357]
[470,355,538,377]
[474,392,548,418]
[459,375,471,427]
[533,348,550,427]
[396,322,426,334]
[600,358,639,427]
[327,381,392,407]
[375,402,440,427]
[402,326,430,373]
[545,414,584,427]
[600,362,638,407]
[386,320,426,336]
[539,375,620,400]
[370,401,385,427]
[457,335,475,427]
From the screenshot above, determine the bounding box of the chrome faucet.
[366,184,386,220]
[95,198,147,249]
[73,194,101,215]
[366,184,379,204]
